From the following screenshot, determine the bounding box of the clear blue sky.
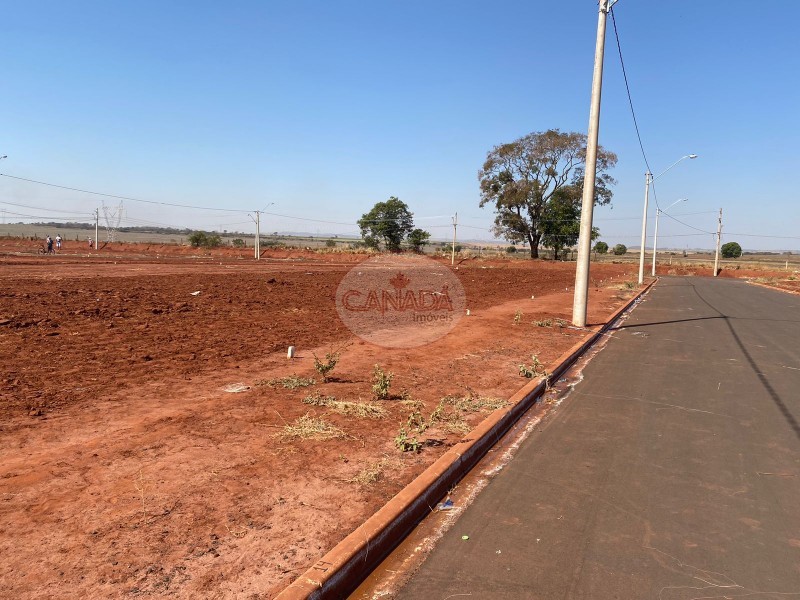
[2,1,798,250]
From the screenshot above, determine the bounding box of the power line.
[660,212,714,235]
[0,173,250,213]
[0,172,461,226]
[0,199,93,215]
[724,232,800,241]
[0,210,89,221]
[670,211,718,217]
[610,7,652,175]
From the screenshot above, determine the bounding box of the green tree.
[187,231,222,248]
[407,228,431,253]
[721,241,742,258]
[478,129,616,259]
[358,197,415,252]
[612,244,627,255]
[593,241,609,254]
[188,231,209,247]
[539,186,599,260]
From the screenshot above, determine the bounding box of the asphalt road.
[395,276,800,599]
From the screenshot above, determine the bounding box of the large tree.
[478,129,616,258]
[358,197,415,252]
[407,228,431,253]
[721,241,742,258]
[539,185,599,260]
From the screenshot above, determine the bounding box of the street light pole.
[713,207,723,276]
[573,0,616,328]
[637,171,652,284]
[652,198,687,276]
[638,155,697,283]
[254,211,261,260]
[450,212,458,266]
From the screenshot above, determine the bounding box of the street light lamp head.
[688,154,698,159]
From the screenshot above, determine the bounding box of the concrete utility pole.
[713,207,723,276]
[652,198,687,277]
[94,208,99,250]
[254,211,261,260]
[451,212,458,266]
[637,156,697,284]
[573,0,616,327]
[638,171,652,284]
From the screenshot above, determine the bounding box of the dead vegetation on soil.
[347,456,400,486]
[302,393,389,419]
[394,393,509,451]
[276,414,349,441]
[258,375,316,389]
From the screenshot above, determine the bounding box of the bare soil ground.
[1,240,786,599]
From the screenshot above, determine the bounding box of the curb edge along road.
[276,281,656,600]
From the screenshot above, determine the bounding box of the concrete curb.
[276,282,654,599]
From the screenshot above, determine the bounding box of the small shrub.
[612,244,627,256]
[533,318,553,327]
[394,427,422,453]
[506,245,517,254]
[513,309,523,325]
[623,280,636,290]
[325,239,337,248]
[406,409,428,434]
[232,238,246,248]
[313,351,339,382]
[519,355,547,379]
[372,364,394,400]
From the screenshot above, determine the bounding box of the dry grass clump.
[302,393,388,419]
[257,375,316,389]
[399,397,424,411]
[445,394,508,413]
[348,456,398,486]
[393,393,510,452]
[426,394,509,435]
[533,318,567,328]
[276,414,348,441]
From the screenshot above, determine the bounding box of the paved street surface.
[396,277,800,599]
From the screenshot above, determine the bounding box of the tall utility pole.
[638,171,652,284]
[254,211,261,260]
[713,208,723,276]
[94,208,99,250]
[573,0,616,327]
[451,212,458,266]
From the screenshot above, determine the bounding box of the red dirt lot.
[2,243,643,598]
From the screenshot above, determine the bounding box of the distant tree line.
[27,222,198,236]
